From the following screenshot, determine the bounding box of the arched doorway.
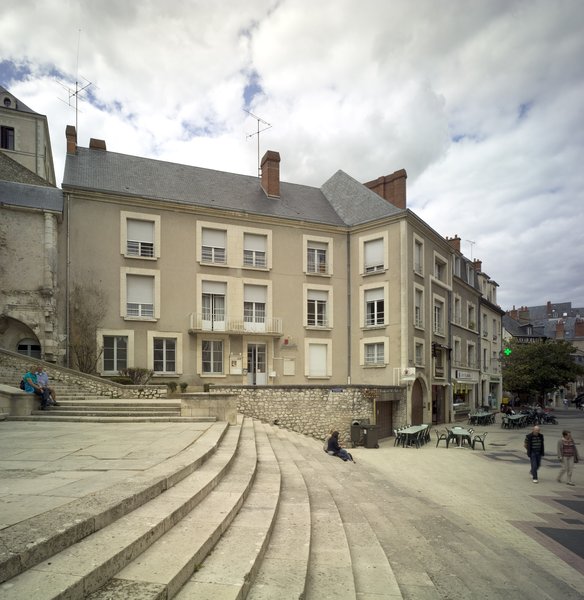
[0,316,41,357]
[411,378,424,425]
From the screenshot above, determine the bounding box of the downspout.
[346,230,351,385]
[66,193,71,367]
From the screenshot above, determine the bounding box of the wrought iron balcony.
[188,313,283,335]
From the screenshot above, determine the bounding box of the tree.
[502,339,584,400]
[69,281,108,373]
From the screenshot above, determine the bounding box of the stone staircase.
[0,416,404,599]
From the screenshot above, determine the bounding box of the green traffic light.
[504,348,512,356]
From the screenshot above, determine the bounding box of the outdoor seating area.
[394,424,431,448]
[468,411,496,426]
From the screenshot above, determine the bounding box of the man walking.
[525,425,545,483]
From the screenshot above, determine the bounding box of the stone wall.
[0,349,167,399]
[212,384,404,443]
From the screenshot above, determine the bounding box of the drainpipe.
[346,230,351,385]
[66,193,71,367]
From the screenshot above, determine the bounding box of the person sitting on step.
[326,431,356,463]
[23,366,51,410]
[35,366,60,406]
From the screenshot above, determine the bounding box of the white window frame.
[359,231,388,275]
[414,338,425,366]
[147,331,183,375]
[433,295,445,337]
[121,267,160,320]
[243,233,268,269]
[467,342,476,369]
[304,339,332,378]
[360,282,388,329]
[121,211,160,260]
[467,302,476,330]
[453,295,462,325]
[97,329,135,375]
[414,285,424,328]
[303,235,333,276]
[414,236,424,275]
[200,227,227,265]
[200,338,226,376]
[360,336,388,367]
[303,284,333,328]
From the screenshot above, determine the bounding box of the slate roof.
[0,151,53,187]
[0,179,63,212]
[63,147,404,227]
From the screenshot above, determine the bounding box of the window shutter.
[202,281,226,294]
[244,234,266,251]
[307,289,328,301]
[364,239,383,268]
[365,288,384,302]
[127,275,153,303]
[127,219,154,242]
[202,228,226,246]
[309,344,327,376]
[244,285,266,302]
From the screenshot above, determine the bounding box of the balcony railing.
[189,313,282,335]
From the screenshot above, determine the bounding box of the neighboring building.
[0,85,55,185]
[0,86,63,362]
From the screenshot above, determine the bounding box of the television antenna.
[57,29,94,136]
[466,239,476,260]
[244,109,272,178]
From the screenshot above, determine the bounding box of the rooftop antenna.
[244,109,272,178]
[466,239,476,260]
[57,29,94,137]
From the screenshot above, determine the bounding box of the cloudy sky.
[1,0,583,310]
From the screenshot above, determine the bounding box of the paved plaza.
[1,408,583,598]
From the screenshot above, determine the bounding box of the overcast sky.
[1,0,583,311]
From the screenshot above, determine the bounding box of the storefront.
[452,369,479,415]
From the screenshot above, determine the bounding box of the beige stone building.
[0,86,63,362]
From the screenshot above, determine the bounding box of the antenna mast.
[245,110,272,178]
[466,239,476,260]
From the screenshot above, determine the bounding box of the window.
[454,339,461,366]
[468,305,476,330]
[414,240,423,274]
[202,340,223,374]
[454,296,462,325]
[244,285,266,330]
[492,319,498,340]
[307,289,328,327]
[307,343,328,377]
[201,228,226,264]
[364,342,384,365]
[365,288,384,326]
[202,281,226,331]
[1,126,14,150]
[17,338,41,359]
[126,274,154,317]
[414,288,424,328]
[127,219,154,257]
[434,258,446,282]
[364,238,384,273]
[103,336,128,372]
[434,348,444,377]
[433,299,444,335]
[466,264,475,286]
[307,241,328,274]
[482,314,488,337]
[453,256,461,277]
[153,338,176,373]
[243,233,267,268]
[415,342,424,365]
[467,343,476,368]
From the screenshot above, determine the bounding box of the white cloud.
[1,0,583,309]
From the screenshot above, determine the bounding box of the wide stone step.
[32,409,180,417]
[174,420,281,599]
[247,422,311,600]
[0,420,245,600]
[8,414,215,423]
[0,421,229,586]
[87,417,258,599]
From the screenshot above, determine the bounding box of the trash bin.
[361,424,379,449]
[350,420,362,447]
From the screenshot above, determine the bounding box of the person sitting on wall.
[326,431,356,463]
[35,366,60,406]
[23,366,51,410]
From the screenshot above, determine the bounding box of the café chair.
[435,429,449,448]
[472,432,488,450]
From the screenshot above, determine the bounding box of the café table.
[398,425,427,448]
[469,412,494,426]
[449,427,472,448]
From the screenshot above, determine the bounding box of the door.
[202,291,225,331]
[247,343,267,385]
[375,401,393,439]
[411,379,424,425]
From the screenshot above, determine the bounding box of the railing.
[189,313,282,335]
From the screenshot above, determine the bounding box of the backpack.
[19,379,26,390]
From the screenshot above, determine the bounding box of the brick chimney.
[472,259,482,272]
[556,320,565,339]
[66,125,77,154]
[260,150,280,198]
[89,138,106,150]
[546,301,553,316]
[364,169,407,209]
[575,318,584,338]
[446,235,461,252]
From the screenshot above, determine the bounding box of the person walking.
[557,430,579,486]
[525,425,545,483]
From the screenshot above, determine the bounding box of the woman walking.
[557,430,579,486]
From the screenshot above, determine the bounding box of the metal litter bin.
[350,420,362,447]
[361,424,379,448]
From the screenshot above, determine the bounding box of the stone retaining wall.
[0,349,167,399]
[212,384,404,443]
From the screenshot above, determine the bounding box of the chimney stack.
[260,150,281,198]
[66,125,77,154]
[89,138,107,150]
[446,235,461,252]
[574,318,584,338]
[556,320,565,339]
[363,169,407,209]
[472,259,482,272]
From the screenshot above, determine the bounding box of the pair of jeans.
[558,456,574,482]
[529,453,542,479]
[33,387,51,408]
